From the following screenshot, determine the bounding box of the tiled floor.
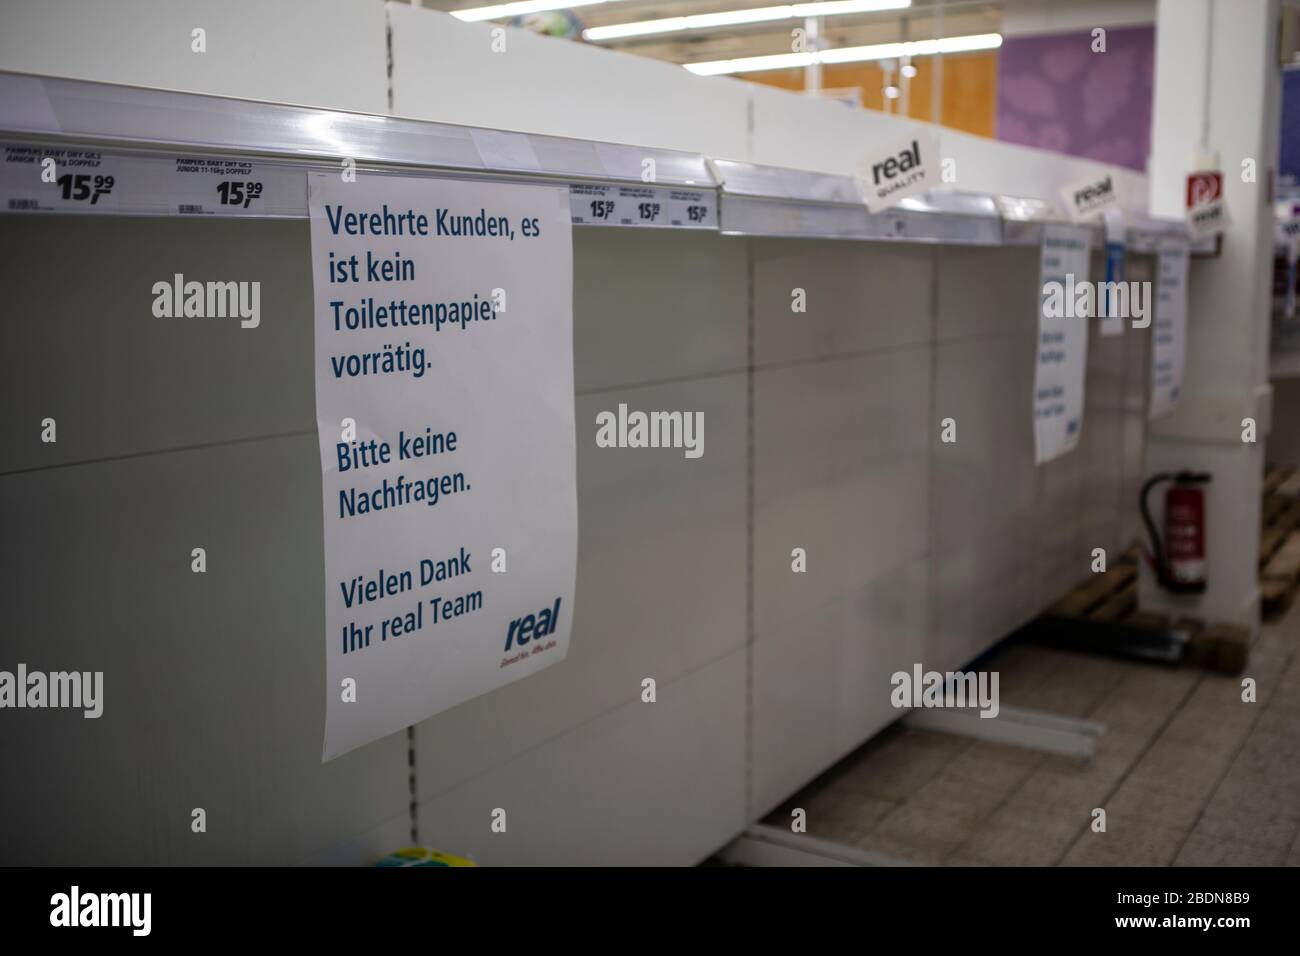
[764,599,1300,866]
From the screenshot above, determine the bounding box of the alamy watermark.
[152,274,260,328]
[595,403,704,459]
[1043,273,1151,328]
[890,664,999,718]
[0,664,103,718]
[50,886,150,936]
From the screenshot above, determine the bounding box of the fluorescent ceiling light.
[453,0,629,24]
[584,0,911,42]
[684,32,1002,75]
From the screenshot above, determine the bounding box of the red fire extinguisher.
[1140,471,1212,593]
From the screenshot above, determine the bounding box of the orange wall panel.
[744,50,997,139]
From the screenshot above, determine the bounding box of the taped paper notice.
[308,172,578,760]
[1035,224,1092,464]
[1150,239,1190,419]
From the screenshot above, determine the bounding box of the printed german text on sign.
[1035,224,1092,464]
[308,172,578,761]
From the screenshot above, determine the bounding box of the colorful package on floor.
[376,847,476,867]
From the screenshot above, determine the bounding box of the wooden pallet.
[1262,531,1300,616]
[1262,462,1300,617]
[1045,555,1139,622]
[1025,463,1298,667]
[1276,469,1300,499]
[1263,463,1295,496]
[1029,547,1249,674]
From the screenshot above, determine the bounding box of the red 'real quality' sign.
[1186,171,1223,208]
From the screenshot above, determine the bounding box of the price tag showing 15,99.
[1,144,121,213]
[667,189,714,228]
[569,183,618,225]
[168,157,303,217]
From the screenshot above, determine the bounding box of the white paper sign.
[1035,225,1092,464]
[1278,219,1300,321]
[1276,216,1300,249]
[1060,171,1120,223]
[308,172,578,761]
[1186,198,1228,239]
[1150,238,1190,419]
[854,132,935,213]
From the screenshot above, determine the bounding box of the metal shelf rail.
[1,70,1192,251]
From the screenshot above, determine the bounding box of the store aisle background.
[0,0,1293,867]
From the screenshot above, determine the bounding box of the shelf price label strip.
[568,183,715,229]
[1,143,307,218]
[2,142,721,230]
[2,140,1185,248]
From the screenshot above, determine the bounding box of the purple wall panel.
[997,25,1155,172]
